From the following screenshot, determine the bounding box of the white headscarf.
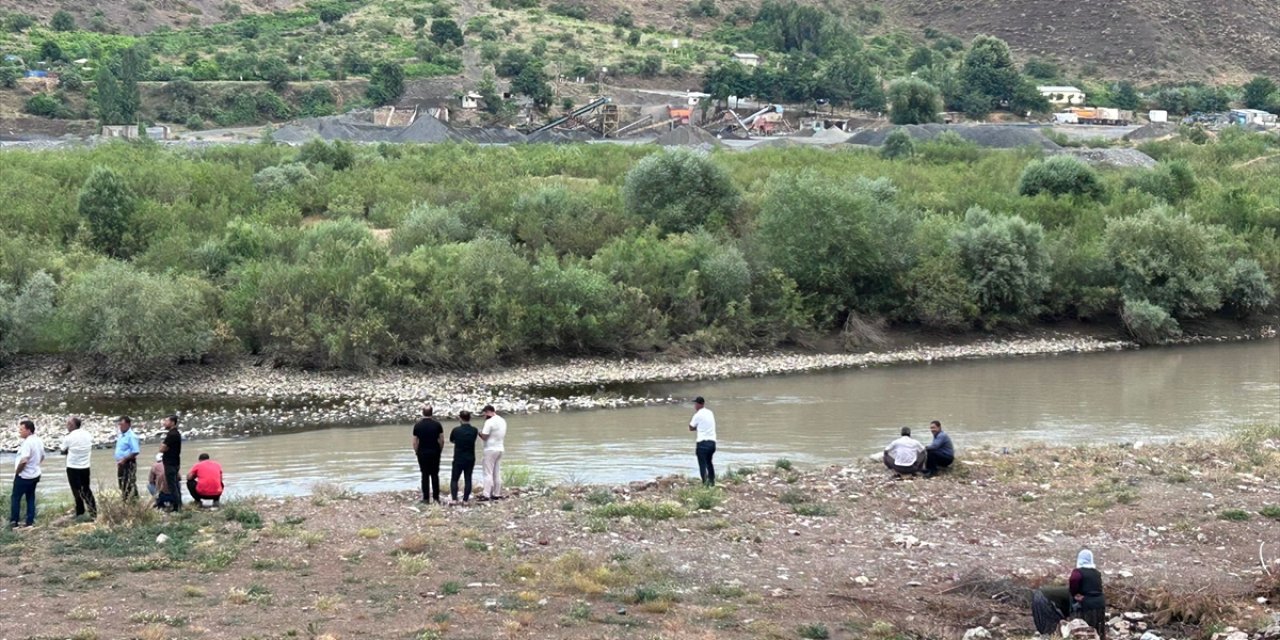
[1076,549,1096,569]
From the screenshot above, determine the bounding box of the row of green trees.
[0,133,1276,376]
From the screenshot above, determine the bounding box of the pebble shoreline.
[1,332,1267,453]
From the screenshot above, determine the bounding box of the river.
[8,340,1279,499]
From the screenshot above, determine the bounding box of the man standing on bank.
[689,396,717,487]
[115,416,141,499]
[157,415,183,511]
[478,405,507,501]
[449,410,480,503]
[412,405,445,503]
[60,416,97,520]
[924,420,955,477]
[10,420,45,529]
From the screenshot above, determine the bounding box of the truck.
[1056,107,1134,125]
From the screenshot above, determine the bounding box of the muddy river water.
[13,340,1280,498]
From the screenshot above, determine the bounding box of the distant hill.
[3,0,1276,83]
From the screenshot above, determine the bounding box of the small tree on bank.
[78,166,138,258]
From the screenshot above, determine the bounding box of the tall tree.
[117,45,146,123]
[512,63,553,111]
[78,166,138,258]
[958,35,1019,107]
[817,55,884,111]
[366,62,405,105]
[50,10,75,31]
[94,65,124,125]
[888,77,942,124]
[1242,76,1277,110]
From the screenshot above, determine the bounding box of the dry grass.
[397,533,430,555]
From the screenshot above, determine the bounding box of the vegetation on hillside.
[0,131,1276,376]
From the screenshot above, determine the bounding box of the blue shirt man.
[924,420,955,476]
[114,416,142,499]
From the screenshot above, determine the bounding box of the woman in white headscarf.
[1069,549,1106,639]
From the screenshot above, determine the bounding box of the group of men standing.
[412,404,506,503]
[9,414,224,529]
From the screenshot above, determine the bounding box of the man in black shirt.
[449,411,479,503]
[412,405,444,503]
[157,415,183,511]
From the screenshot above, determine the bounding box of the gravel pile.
[1123,122,1179,141]
[848,124,1061,150]
[654,125,725,148]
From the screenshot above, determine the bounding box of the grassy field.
[2,426,1277,639]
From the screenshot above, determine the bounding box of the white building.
[1038,85,1086,106]
[732,53,760,68]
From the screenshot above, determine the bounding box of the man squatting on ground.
[924,420,954,477]
[884,426,927,476]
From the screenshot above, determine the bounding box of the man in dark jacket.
[449,411,479,503]
[412,405,444,503]
[924,420,955,477]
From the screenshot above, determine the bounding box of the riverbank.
[0,332,1142,453]
[3,329,1277,453]
[1,431,1276,640]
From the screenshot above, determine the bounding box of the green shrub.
[905,251,979,330]
[23,93,72,119]
[880,128,916,159]
[58,262,213,377]
[887,77,942,125]
[297,139,356,171]
[1123,160,1197,204]
[595,500,687,520]
[1018,156,1105,200]
[1103,207,1230,319]
[755,172,912,319]
[1218,509,1251,522]
[0,270,58,357]
[952,207,1051,323]
[78,166,139,259]
[1223,258,1275,317]
[252,163,316,197]
[621,149,740,234]
[1120,297,1180,344]
[389,204,472,254]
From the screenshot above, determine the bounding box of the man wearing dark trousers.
[60,416,96,520]
[157,415,183,511]
[688,396,717,487]
[449,411,479,503]
[924,420,955,477]
[412,405,444,503]
[114,416,141,500]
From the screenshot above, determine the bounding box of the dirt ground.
[1,431,1276,640]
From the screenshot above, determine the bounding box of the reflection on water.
[14,340,1280,498]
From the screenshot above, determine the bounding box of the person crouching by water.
[924,420,954,477]
[148,453,166,498]
[689,396,717,486]
[186,453,224,508]
[883,427,926,477]
[1070,549,1106,640]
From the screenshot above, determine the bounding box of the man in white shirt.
[883,426,927,477]
[478,405,507,500]
[688,396,717,486]
[60,416,97,520]
[10,419,46,528]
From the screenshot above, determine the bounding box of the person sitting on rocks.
[924,420,955,477]
[186,453,224,508]
[883,427,926,477]
[1031,585,1072,635]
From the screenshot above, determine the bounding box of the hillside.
[3,0,1276,82]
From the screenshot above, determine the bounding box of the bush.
[59,262,213,376]
[252,163,316,197]
[23,93,71,118]
[952,207,1051,322]
[1103,207,1230,319]
[905,251,979,330]
[389,204,472,254]
[1120,297,1180,344]
[297,139,355,171]
[366,62,405,106]
[755,172,913,319]
[78,166,138,259]
[429,19,464,47]
[1223,258,1275,317]
[887,77,942,125]
[880,128,915,159]
[1123,160,1197,204]
[621,149,740,234]
[1018,156,1105,199]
